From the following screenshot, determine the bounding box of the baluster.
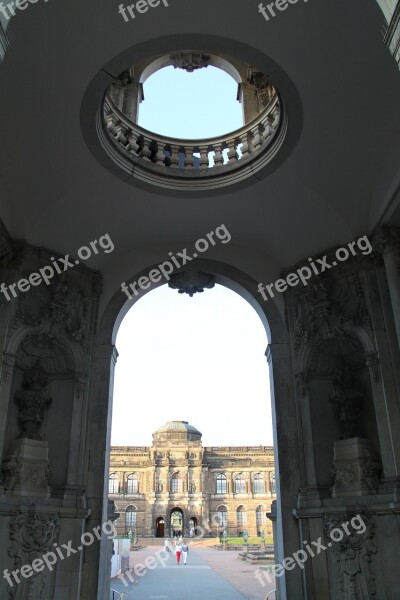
[224,140,236,164]
[198,145,209,169]
[169,144,180,168]
[247,130,255,154]
[213,143,224,168]
[185,145,196,168]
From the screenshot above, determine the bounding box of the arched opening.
[170,507,184,537]
[91,258,298,599]
[189,516,198,537]
[155,517,165,538]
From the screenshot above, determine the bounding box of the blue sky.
[137,66,243,138]
[111,67,273,447]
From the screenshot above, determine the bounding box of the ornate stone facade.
[109,421,276,538]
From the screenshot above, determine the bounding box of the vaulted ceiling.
[0,0,399,313]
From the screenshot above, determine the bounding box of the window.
[109,474,119,494]
[256,506,266,527]
[236,505,247,527]
[216,505,228,528]
[235,474,246,494]
[270,473,276,494]
[253,473,265,494]
[126,505,137,528]
[216,473,227,494]
[171,472,183,493]
[126,473,139,494]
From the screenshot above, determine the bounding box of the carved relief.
[324,513,377,599]
[13,277,89,346]
[168,271,215,297]
[329,365,364,440]
[15,361,51,441]
[8,511,60,600]
[293,270,371,351]
[170,53,210,72]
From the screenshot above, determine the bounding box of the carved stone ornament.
[8,511,60,600]
[331,437,381,497]
[293,269,371,351]
[170,53,211,72]
[329,364,364,440]
[248,69,275,108]
[15,361,51,440]
[168,271,216,297]
[324,513,377,599]
[14,276,89,346]
[373,225,400,256]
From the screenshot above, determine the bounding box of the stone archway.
[89,258,301,600]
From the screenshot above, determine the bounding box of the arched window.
[126,473,139,494]
[109,473,119,494]
[235,474,246,494]
[253,473,265,494]
[236,505,247,527]
[256,505,266,527]
[216,505,228,528]
[125,505,137,528]
[270,473,276,495]
[171,472,183,493]
[216,473,227,494]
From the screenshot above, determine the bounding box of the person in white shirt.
[181,541,189,565]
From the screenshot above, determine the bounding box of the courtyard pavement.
[110,546,276,600]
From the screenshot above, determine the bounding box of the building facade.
[109,421,276,538]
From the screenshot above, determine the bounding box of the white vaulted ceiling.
[0,0,400,312]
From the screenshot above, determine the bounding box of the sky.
[137,65,244,138]
[111,66,273,448]
[111,285,273,447]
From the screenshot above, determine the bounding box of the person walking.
[182,540,189,565]
[164,538,172,553]
[175,541,182,565]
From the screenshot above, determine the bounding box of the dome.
[152,420,202,442]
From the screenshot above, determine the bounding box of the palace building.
[109,421,276,538]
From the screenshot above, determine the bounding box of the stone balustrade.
[100,89,285,190]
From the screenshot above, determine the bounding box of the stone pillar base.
[332,437,380,497]
[2,437,50,497]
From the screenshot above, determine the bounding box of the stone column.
[267,343,304,599]
[375,226,400,350]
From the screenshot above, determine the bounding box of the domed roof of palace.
[152,420,202,440]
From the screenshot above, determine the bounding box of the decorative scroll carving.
[324,513,377,599]
[8,511,60,600]
[170,53,210,72]
[168,271,215,297]
[15,361,51,441]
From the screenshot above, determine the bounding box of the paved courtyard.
[110,546,276,600]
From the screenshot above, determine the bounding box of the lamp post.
[260,529,266,551]
[243,529,248,553]
[223,529,227,551]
